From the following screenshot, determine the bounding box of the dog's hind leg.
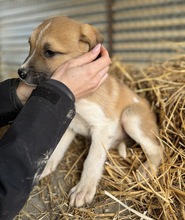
[40,128,76,179]
[121,103,163,179]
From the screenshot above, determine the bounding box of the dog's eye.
[44,50,56,58]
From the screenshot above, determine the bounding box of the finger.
[68,44,101,67]
[96,66,109,79]
[98,72,109,85]
[86,46,111,72]
[92,66,109,87]
[94,72,109,90]
[99,46,111,64]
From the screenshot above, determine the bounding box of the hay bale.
[9,57,185,219]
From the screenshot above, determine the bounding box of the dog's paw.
[69,181,97,207]
[136,161,157,181]
[118,142,127,159]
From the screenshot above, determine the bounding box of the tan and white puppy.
[18,16,163,207]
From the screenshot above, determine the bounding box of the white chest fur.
[69,99,107,136]
[69,99,123,142]
[69,113,90,136]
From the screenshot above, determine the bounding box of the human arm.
[0,80,75,220]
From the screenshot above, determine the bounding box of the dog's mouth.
[18,68,51,86]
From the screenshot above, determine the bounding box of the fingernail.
[91,43,101,53]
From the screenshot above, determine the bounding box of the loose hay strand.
[104,191,154,220]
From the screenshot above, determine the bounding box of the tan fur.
[18,16,163,207]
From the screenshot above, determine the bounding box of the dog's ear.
[80,24,104,50]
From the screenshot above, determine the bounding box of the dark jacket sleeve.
[0,79,75,220]
[0,78,23,127]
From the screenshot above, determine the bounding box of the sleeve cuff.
[44,79,75,103]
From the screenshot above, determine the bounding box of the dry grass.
[4,56,184,219]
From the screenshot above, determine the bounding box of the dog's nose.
[18,67,27,79]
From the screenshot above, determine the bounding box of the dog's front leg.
[69,128,114,207]
[40,128,76,179]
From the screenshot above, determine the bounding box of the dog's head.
[18,16,103,85]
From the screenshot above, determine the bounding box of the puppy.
[18,16,163,207]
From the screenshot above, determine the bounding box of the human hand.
[16,81,36,105]
[51,44,111,100]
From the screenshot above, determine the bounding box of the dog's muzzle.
[17,66,50,85]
